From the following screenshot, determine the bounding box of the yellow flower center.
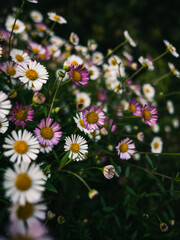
[79,98,85,103]
[86,112,98,124]
[89,70,93,76]
[145,88,150,93]
[25,69,38,81]
[14,141,28,154]
[11,24,19,30]
[11,236,33,240]
[111,59,117,66]
[153,142,159,149]
[16,202,34,220]
[70,143,80,153]
[15,54,24,62]
[168,45,174,52]
[16,173,32,191]
[71,60,78,65]
[119,143,128,153]
[90,131,96,137]
[40,143,47,148]
[0,122,2,128]
[72,71,81,82]
[142,109,151,121]
[32,48,40,53]
[39,53,46,59]
[40,127,54,139]
[6,67,16,76]
[129,104,136,113]
[171,67,176,73]
[79,119,85,128]
[15,109,27,121]
[53,15,61,21]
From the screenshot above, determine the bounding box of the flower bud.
[8,89,17,98]
[33,92,45,104]
[88,189,99,199]
[63,60,70,71]
[102,165,115,180]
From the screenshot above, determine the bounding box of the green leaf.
[102,206,114,213]
[126,186,136,196]
[146,154,153,168]
[170,181,174,196]
[45,181,58,193]
[125,166,130,178]
[59,151,70,168]
[52,150,58,160]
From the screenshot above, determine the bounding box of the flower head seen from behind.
[68,64,89,86]
[3,129,40,164]
[48,12,67,24]
[82,105,106,131]
[116,138,136,160]
[141,103,158,126]
[69,32,79,45]
[3,161,46,205]
[64,134,88,161]
[168,62,180,78]
[160,222,169,232]
[151,137,163,153]
[9,102,34,128]
[17,60,49,90]
[34,118,62,147]
[129,98,142,116]
[103,165,116,180]
[123,30,136,47]
[138,56,154,70]
[164,40,179,58]
[88,189,98,199]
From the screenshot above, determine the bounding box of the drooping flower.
[151,137,163,153]
[129,98,142,116]
[17,60,49,90]
[88,189,99,199]
[34,118,62,147]
[123,30,136,47]
[0,91,12,118]
[64,134,88,161]
[9,102,34,128]
[82,105,106,131]
[141,103,158,126]
[47,12,67,24]
[116,138,136,160]
[0,117,9,133]
[103,165,116,179]
[69,32,79,45]
[3,161,46,205]
[168,62,180,78]
[68,64,89,86]
[164,40,179,58]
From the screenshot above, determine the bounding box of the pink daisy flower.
[116,138,136,160]
[0,61,19,78]
[34,118,62,147]
[129,98,142,116]
[9,102,34,128]
[82,105,106,131]
[141,103,158,126]
[68,64,89,86]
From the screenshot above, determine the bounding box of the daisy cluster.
[0,0,179,238]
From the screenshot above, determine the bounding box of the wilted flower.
[103,165,116,179]
[88,189,99,199]
[33,92,45,104]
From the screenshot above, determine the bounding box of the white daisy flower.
[172,118,179,128]
[40,144,52,154]
[88,129,101,142]
[75,45,88,54]
[10,48,30,65]
[30,10,43,23]
[64,134,88,161]
[151,123,160,133]
[50,35,65,47]
[10,201,47,231]
[47,44,61,57]
[67,54,83,66]
[164,40,179,58]
[167,100,174,114]
[123,30,136,47]
[47,12,67,24]
[76,92,91,108]
[3,161,47,205]
[3,129,40,164]
[0,91,12,118]
[69,32,79,46]
[151,137,163,153]
[0,117,9,133]
[168,62,180,78]
[121,99,129,110]
[27,0,38,3]
[73,112,90,134]
[5,16,25,34]
[17,60,49,90]
[29,42,46,55]
[92,51,104,65]
[138,56,154,70]
[143,83,155,101]
[108,55,122,67]
[0,61,19,78]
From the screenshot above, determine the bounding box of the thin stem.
[137,152,180,156]
[153,72,171,85]
[118,115,141,119]
[60,169,91,191]
[164,91,180,97]
[128,65,145,80]
[104,40,128,62]
[42,22,56,44]
[15,103,34,130]
[152,50,169,63]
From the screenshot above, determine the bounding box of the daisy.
[116,138,136,160]
[88,129,101,141]
[0,91,12,118]
[50,35,65,47]
[151,137,163,153]
[108,55,122,67]
[9,102,34,128]
[164,40,179,58]
[67,54,83,66]
[167,100,174,114]
[88,189,99,199]
[27,0,38,3]
[76,92,91,108]
[87,39,98,51]
[87,65,101,80]
[129,98,142,116]
[121,99,129,110]
[3,161,46,205]
[0,117,9,133]
[69,32,79,45]
[138,56,154,70]
[123,30,136,47]
[172,118,179,128]
[17,60,49,90]
[47,12,67,24]
[92,51,104,65]
[29,42,46,55]
[141,103,158,126]
[47,44,61,57]
[143,83,155,101]
[168,62,180,78]
[10,201,47,231]
[5,16,25,34]
[103,165,116,179]
[64,134,88,160]
[10,48,30,64]
[0,61,19,78]
[151,123,160,133]
[34,118,62,147]
[73,112,90,134]
[40,144,52,154]
[30,10,43,23]
[33,92,45,104]
[3,129,40,164]
[82,105,106,131]
[68,64,89,86]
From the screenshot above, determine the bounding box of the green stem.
[118,115,141,119]
[15,103,34,130]
[164,91,180,97]
[60,169,91,191]
[153,72,171,85]
[137,152,180,156]
[104,40,128,62]
[42,22,56,44]
[128,65,145,80]
[152,50,169,63]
